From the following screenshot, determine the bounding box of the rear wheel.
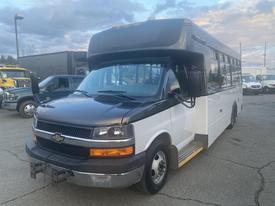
[227,105,237,129]
[135,141,169,194]
[19,100,36,118]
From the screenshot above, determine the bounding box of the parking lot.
[0,95,274,206]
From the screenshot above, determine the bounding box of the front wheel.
[19,100,36,118]
[263,86,270,93]
[135,143,169,194]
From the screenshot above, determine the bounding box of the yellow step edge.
[178,147,203,168]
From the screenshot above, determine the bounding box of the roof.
[0,65,28,71]
[18,51,87,59]
[88,18,239,59]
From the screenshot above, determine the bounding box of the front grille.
[37,121,92,139]
[36,136,90,158]
[15,79,31,87]
[3,92,8,100]
[251,85,260,88]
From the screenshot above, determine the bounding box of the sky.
[0,0,274,67]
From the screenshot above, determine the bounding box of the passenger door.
[50,77,71,100]
[40,77,71,101]
[167,70,195,151]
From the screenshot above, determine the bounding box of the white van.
[242,74,262,94]
[257,75,275,93]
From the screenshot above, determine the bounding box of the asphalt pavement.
[0,95,275,206]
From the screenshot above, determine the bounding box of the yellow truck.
[0,65,31,90]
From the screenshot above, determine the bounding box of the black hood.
[36,95,159,127]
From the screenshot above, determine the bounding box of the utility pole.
[264,41,267,68]
[14,14,24,59]
[240,42,242,66]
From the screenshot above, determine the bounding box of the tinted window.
[208,50,222,93]
[207,49,241,93]
[58,78,69,89]
[78,63,165,97]
[46,77,69,91]
[243,75,256,82]
[70,77,83,89]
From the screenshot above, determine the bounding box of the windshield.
[0,70,26,78]
[38,76,54,88]
[243,75,256,82]
[264,75,275,80]
[77,63,165,98]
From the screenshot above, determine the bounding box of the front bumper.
[243,88,262,94]
[26,140,145,188]
[2,101,17,110]
[265,87,275,92]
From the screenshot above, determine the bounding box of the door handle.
[219,109,223,112]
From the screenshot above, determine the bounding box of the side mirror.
[188,70,203,97]
[30,72,40,95]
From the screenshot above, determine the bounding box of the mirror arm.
[173,92,196,108]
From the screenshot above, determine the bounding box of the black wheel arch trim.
[16,96,35,111]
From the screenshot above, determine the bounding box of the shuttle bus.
[27,19,242,194]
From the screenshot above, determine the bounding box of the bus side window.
[208,49,221,93]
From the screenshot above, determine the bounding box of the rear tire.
[19,100,36,118]
[135,141,169,194]
[227,105,237,129]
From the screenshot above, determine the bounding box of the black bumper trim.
[26,139,145,174]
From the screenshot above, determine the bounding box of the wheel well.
[151,133,171,146]
[233,101,237,116]
[147,133,178,169]
[16,96,34,112]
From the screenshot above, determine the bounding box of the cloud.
[149,0,177,19]
[0,0,144,55]
[255,0,275,13]
[0,0,274,68]
[153,0,275,67]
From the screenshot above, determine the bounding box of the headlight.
[93,125,134,140]
[4,92,18,101]
[33,114,38,128]
[242,85,247,89]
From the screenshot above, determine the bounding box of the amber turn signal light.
[90,146,134,157]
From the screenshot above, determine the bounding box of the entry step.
[178,141,203,168]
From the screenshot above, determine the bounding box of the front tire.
[19,100,36,118]
[263,86,270,93]
[135,142,169,194]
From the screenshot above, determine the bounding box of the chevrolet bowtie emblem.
[51,133,64,143]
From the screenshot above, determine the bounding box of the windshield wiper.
[97,90,126,94]
[74,89,91,97]
[97,90,135,100]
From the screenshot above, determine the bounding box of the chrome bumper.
[29,157,144,188]
[2,101,17,110]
